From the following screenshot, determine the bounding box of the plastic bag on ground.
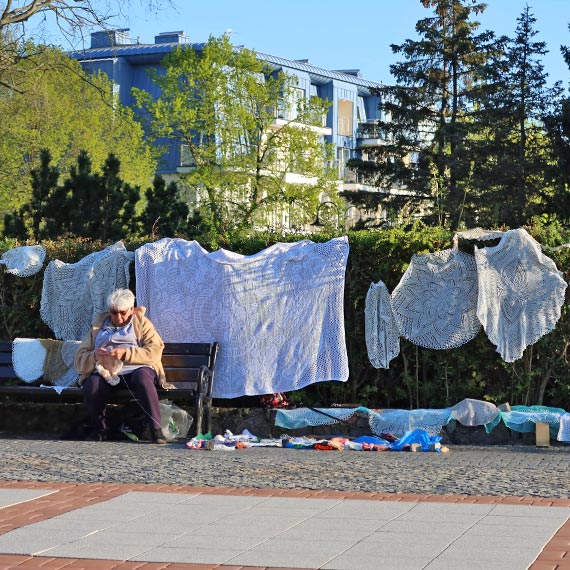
[159,400,193,441]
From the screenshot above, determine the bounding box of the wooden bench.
[0,340,219,437]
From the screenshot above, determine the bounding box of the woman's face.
[109,305,134,327]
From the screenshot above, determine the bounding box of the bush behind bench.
[1,223,569,411]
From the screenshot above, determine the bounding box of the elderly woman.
[75,288,168,443]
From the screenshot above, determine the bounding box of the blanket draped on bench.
[135,237,349,398]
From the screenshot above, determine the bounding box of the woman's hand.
[95,346,126,362]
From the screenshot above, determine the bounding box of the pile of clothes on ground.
[185,428,449,453]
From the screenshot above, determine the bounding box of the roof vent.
[334,69,362,78]
[155,31,189,44]
[90,29,132,48]
[296,59,311,64]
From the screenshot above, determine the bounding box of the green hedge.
[1,224,569,410]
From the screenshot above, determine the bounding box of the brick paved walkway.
[0,481,569,570]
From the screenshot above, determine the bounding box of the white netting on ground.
[365,281,400,369]
[135,237,349,398]
[475,229,567,362]
[368,408,452,437]
[274,407,364,429]
[391,249,480,350]
[449,398,500,426]
[40,242,132,340]
[0,245,46,277]
[558,413,570,442]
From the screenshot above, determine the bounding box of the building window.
[337,146,351,179]
[338,99,353,137]
[179,144,196,167]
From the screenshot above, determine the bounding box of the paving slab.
[0,486,568,569]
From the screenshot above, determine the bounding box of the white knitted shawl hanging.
[365,281,400,368]
[0,245,46,277]
[40,242,133,340]
[475,228,567,362]
[390,248,480,349]
[135,237,350,398]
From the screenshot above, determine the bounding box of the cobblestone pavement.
[1,435,569,498]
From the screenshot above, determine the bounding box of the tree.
[5,150,141,241]
[349,0,496,229]
[0,45,156,225]
[134,33,338,240]
[139,175,189,238]
[469,6,563,227]
[0,0,171,93]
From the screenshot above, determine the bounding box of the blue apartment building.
[70,29,386,224]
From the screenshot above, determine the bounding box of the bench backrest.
[0,340,219,388]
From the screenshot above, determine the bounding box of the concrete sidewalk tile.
[407,502,495,515]
[70,531,175,547]
[40,543,151,561]
[279,516,383,533]
[226,549,334,568]
[0,490,57,509]
[163,533,266,550]
[450,532,554,551]
[376,519,471,535]
[480,515,568,528]
[424,560,534,570]
[491,504,570,518]
[340,539,449,559]
[436,544,541,564]
[275,527,373,542]
[246,537,353,556]
[0,528,91,555]
[322,553,431,570]
[256,496,342,509]
[129,546,241,564]
[185,522,280,539]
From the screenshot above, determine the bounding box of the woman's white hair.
[107,288,135,311]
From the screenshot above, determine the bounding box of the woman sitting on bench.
[74,288,169,443]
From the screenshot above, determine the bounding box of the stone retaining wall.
[0,401,538,445]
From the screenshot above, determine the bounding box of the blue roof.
[69,41,383,90]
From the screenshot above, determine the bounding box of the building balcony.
[356,121,389,147]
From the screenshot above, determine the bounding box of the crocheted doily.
[12,338,46,382]
[365,281,400,369]
[0,245,46,277]
[475,229,567,362]
[391,249,480,349]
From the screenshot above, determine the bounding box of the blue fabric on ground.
[390,428,442,451]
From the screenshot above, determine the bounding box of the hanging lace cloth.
[40,242,133,340]
[365,281,400,368]
[135,237,350,398]
[390,248,480,349]
[0,245,46,276]
[12,338,45,382]
[475,228,567,362]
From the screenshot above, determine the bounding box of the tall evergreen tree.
[349,0,495,229]
[139,175,190,238]
[470,6,562,227]
[4,151,141,241]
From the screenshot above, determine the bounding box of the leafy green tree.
[134,33,338,241]
[349,0,496,229]
[469,6,563,227]
[5,151,141,241]
[0,46,156,226]
[139,175,190,238]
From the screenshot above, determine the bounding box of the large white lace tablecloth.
[135,237,350,398]
[40,242,133,341]
[475,229,567,362]
[391,249,480,349]
[365,281,400,369]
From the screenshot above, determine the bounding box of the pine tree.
[139,175,190,238]
[469,6,562,227]
[349,0,496,229]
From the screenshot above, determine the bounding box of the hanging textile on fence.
[475,229,567,362]
[135,236,350,398]
[365,280,400,369]
[0,245,46,277]
[40,242,133,341]
[391,248,480,350]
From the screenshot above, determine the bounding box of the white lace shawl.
[40,242,134,340]
[365,281,400,369]
[475,229,567,362]
[391,248,480,349]
[135,237,350,398]
[0,245,46,276]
